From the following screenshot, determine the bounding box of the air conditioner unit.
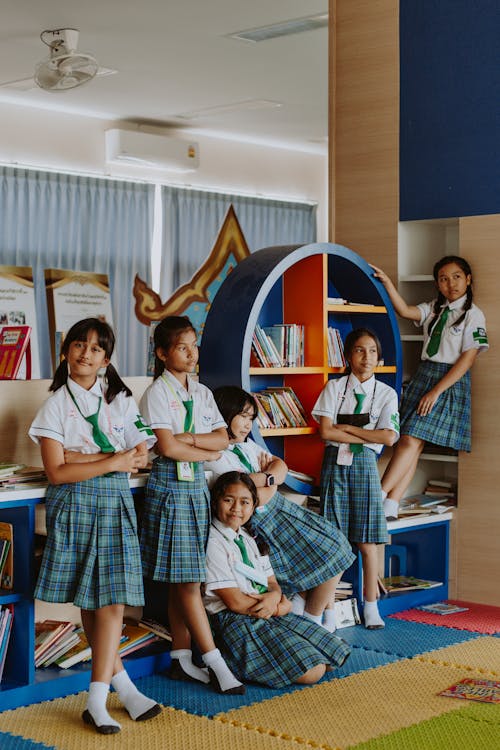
[105,129,199,172]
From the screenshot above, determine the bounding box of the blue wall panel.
[400,0,500,220]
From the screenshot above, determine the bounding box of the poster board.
[45,269,113,367]
[0,266,40,378]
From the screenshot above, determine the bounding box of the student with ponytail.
[371,256,488,519]
[29,318,161,734]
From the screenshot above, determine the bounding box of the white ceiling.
[0,0,328,153]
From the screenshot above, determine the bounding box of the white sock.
[303,611,323,626]
[86,681,121,730]
[170,648,210,684]
[322,608,336,632]
[384,497,399,520]
[363,600,385,629]
[202,648,243,692]
[111,669,160,721]
[291,593,306,615]
[381,489,387,500]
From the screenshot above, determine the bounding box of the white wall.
[0,102,328,240]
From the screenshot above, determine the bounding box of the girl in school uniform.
[139,316,244,695]
[204,385,355,633]
[312,328,400,630]
[29,318,161,734]
[204,471,351,688]
[371,257,488,520]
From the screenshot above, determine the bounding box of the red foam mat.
[389,600,500,634]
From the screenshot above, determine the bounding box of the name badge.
[234,560,268,588]
[177,460,195,481]
[337,443,354,466]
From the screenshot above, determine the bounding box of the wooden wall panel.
[0,377,151,467]
[329,0,399,279]
[457,215,500,604]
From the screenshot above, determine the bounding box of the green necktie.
[183,399,194,432]
[66,386,115,453]
[350,392,366,455]
[233,535,267,594]
[231,444,254,473]
[426,307,450,357]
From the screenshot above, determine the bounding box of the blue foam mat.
[338,618,481,657]
[133,646,400,717]
[0,734,53,750]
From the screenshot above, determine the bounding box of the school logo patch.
[473,327,488,345]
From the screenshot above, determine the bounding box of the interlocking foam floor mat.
[389,600,500,634]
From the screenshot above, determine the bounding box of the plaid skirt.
[400,360,471,451]
[319,446,387,544]
[251,492,355,597]
[210,610,351,688]
[140,456,210,583]
[35,474,144,609]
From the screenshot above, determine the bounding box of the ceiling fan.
[34,29,99,91]
[0,28,113,93]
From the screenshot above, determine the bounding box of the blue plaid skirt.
[140,456,210,583]
[320,446,387,544]
[210,610,351,688]
[400,360,471,451]
[252,491,355,597]
[35,474,144,609]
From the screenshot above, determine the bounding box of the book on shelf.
[253,388,307,430]
[138,618,172,642]
[438,678,500,704]
[54,628,92,669]
[333,598,361,628]
[251,323,304,367]
[0,604,14,683]
[0,466,47,487]
[380,576,443,593]
[34,620,75,666]
[335,580,354,601]
[0,325,32,379]
[118,622,159,657]
[0,522,13,589]
[327,327,346,368]
[37,630,81,668]
[288,468,315,483]
[417,602,469,615]
[0,462,25,479]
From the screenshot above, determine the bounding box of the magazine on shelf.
[0,325,32,379]
[380,576,443,593]
[333,598,361,628]
[0,522,13,589]
[0,605,14,682]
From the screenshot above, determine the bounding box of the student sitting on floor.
[202,471,351,689]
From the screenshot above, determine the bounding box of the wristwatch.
[264,472,275,487]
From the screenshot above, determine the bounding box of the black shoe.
[82,709,120,735]
[167,658,209,684]
[208,667,246,695]
[135,703,163,722]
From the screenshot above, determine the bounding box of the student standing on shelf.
[139,316,244,695]
[204,471,351,688]
[312,328,400,630]
[371,257,488,520]
[29,318,161,735]
[204,385,355,633]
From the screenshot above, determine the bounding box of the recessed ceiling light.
[176,99,283,120]
[228,13,328,43]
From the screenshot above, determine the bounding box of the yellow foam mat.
[0,692,303,750]
[415,635,500,676]
[215,658,494,749]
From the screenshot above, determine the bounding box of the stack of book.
[327,327,346,367]
[0,604,13,682]
[0,463,47,491]
[35,620,80,668]
[52,621,161,669]
[251,323,304,367]
[334,579,353,601]
[422,479,456,503]
[400,479,457,516]
[253,387,308,430]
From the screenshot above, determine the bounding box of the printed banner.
[45,268,113,367]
